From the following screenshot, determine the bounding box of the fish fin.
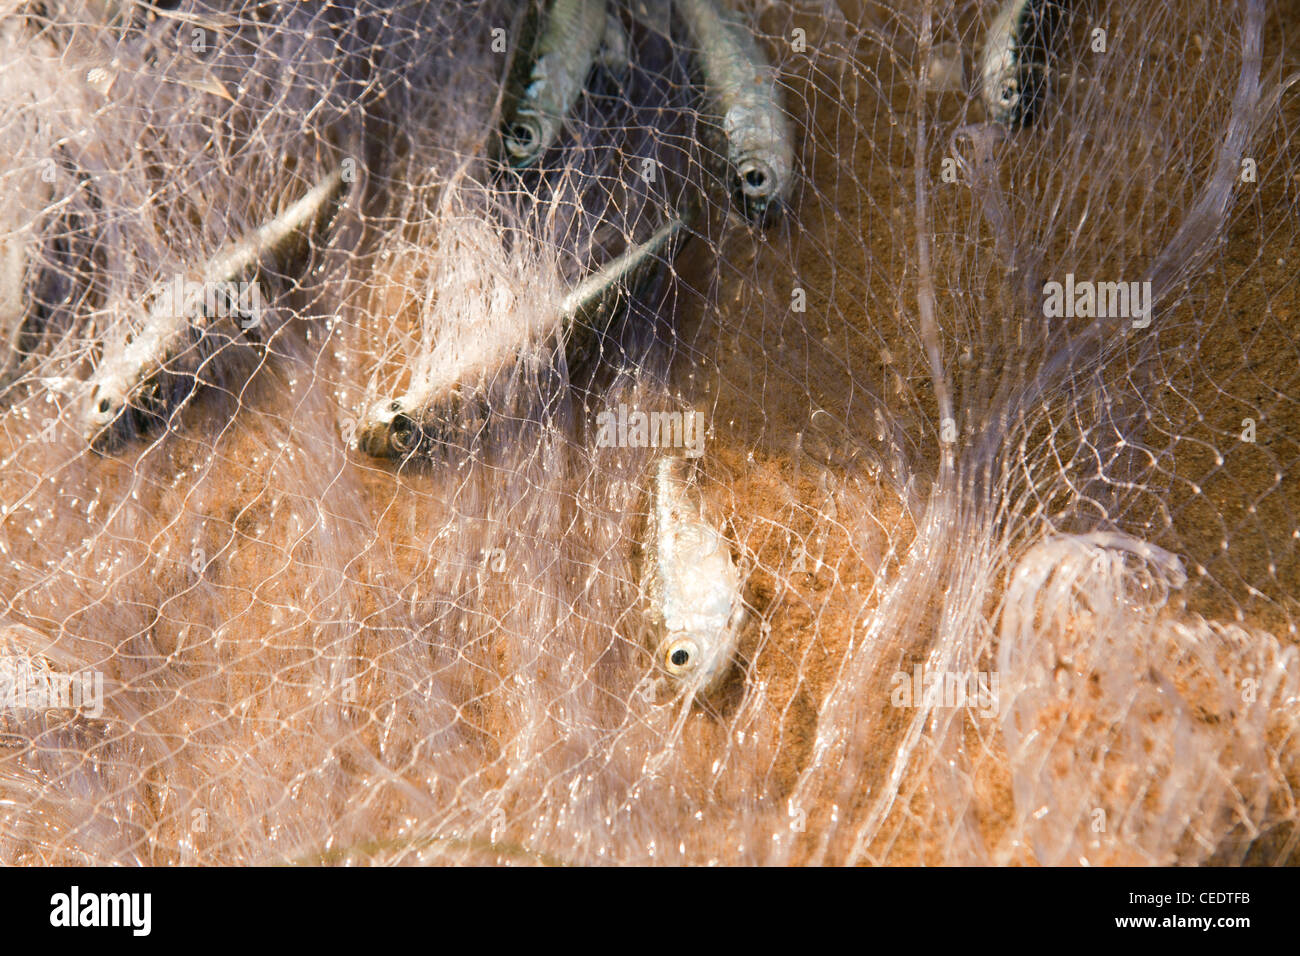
[172,72,235,103]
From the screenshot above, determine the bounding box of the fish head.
[653,599,746,696]
[982,35,1047,127]
[82,372,165,451]
[355,396,422,459]
[723,103,794,227]
[733,154,787,226]
[356,383,492,460]
[985,69,1025,125]
[83,378,127,445]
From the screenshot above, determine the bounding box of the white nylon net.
[0,0,1297,865]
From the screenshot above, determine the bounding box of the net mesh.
[0,0,1297,865]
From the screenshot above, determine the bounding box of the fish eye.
[999,82,1019,106]
[737,159,775,199]
[663,637,700,676]
[506,121,539,157]
[389,413,417,453]
[98,397,111,414]
[388,400,402,413]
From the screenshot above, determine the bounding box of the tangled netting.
[0,0,1297,865]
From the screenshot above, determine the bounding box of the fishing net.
[0,0,1297,865]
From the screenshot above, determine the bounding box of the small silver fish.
[356,213,690,460]
[980,0,1068,128]
[639,455,746,695]
[501,0,612,167]
[676,0,794,225]
[83,165,348,449]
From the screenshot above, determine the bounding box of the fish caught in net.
[0,0,1297,865]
